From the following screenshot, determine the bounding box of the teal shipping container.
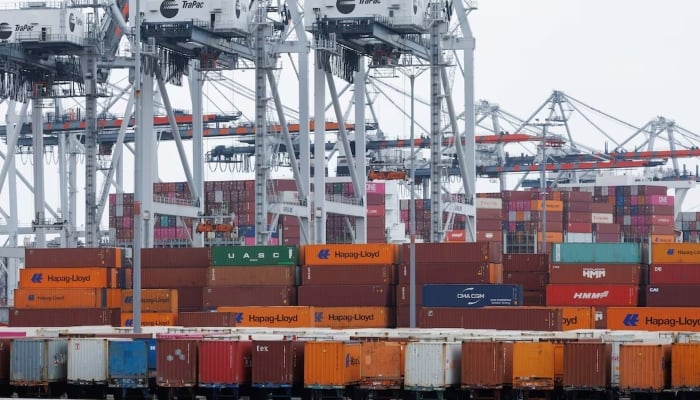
[551,243,641,264]
[211,246,299,266]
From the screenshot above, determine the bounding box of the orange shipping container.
[13,288,108,309]
[304,341,361,387]
[120,312,178,327]
[214,306,314,328]
[19,267,118,289]
[619,344,670,391]
[302,244,398,266]
[650,243,700,264]
[650,235,675,244]
[360,341,404,388]
[314,307,394,329]
[671,343,700,389]
[106,288,121,308]
[120,289,179,313]
[538,232,564,243]
[606,307,700,331]
[561,307,595,331]
[513,342,555,389]
[530,200,564,212]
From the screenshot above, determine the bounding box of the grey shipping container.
[108,339,150,388]
[10,338,68,385]
[422,284,522,307]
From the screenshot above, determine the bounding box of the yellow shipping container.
[120,312,178,327]
[120,289,178,313]
[19,267,118,289]
[304,341,362,387]
[14,288,107,309]
[650,243,700,264]
[513,342,555,389]
[215,306,314,327]
[314,307,394,329]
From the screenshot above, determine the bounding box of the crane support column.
[429,12,443,243]
[313,50,327,244]
[190,60,205,247]
[354,59,367,243]
[32,96,46,248]
[254,7,271,245]
[84,53,99,247]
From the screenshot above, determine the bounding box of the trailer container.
[671,343,700,389]
[198,339,252,388]
[551,243,641,264]
[460,341,512,389]
[67,338,110,385]
[422,284,522,307]
[304,341,361,388]
[211,246,298,266]
[562,342,611,389]
[10,338,68,386]
[252,339,304,388]
[512,342,555,390]
[404,341,461,390]
[107,339,150,389]
[156,339,198,387]
[360,340,404,388]
[619,344,670,391]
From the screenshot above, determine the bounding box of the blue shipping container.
[551,242,641,264]
[108,339,149,388]
[422,284,523,307]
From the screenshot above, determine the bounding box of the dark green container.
[211,246,299,266]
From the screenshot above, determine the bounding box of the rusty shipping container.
[545,284,639,306]
[25,248,122,268]
[314,307,394,329]
[503,271,548,290]
[142,268,207,288]
[301,265,397,285]
[120,289,178,313]
[207,266,297,286]
[418,307,563,331]
[252,339,305,387]
[671,343,700,389]
[502,253,549,272]
[156,339,198,387]
[304,341,361,388]
[19,267,119,289]
[215,306,315,328]
[203,286,297,308]
[513,342,555,390]
[407,242,502,264]
[360,341,404,388]
[619,344,670,391]
[8,308,120,327]
[649,264,700,284]
[198,339,252,387]
[298,285,394,307]
[643,285,700,307]
[398,263,503,285]
[549,263,644,284]
[14,288,109,309]
[141,247,210,268]
[563,342,611,389]
[461,341,513,389]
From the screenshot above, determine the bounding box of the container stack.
[109,193,134,243]
[10,248,124,327]
[561,190,594,243]
[502,253,549,306]
[501,190,565,254]
[152,182,193,244]
[677,211,700,243]
[473,195,503,243]
[298,243,398,328]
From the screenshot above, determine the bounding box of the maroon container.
[207,267,296,286]
[8,308,120,327]
[560,191,592,202]
[596,233,621,243]
[643,285,700,307]
[142,268,207,288]
[301,265,396,285]
[175,287,205,312]
[297,285,394,306]
[461,341,513,389]
[476,209,503,220]
[649,264,700,284]
[198,339,252,386]
[563,342,611,389]
[549,264,644,284]
[203,286,297,308]
[546,284,639,306]
[565,212,593,222]
[503,272,548,290]
[593,224,620,234]
[141,248,210,268]
[25,248,122,268]
[565,203,593,213]
[523,291,546,306]
[419,307,563,330]
[476,219,502,231]
[396,284,422,306]
[0,339,12,384]
[594,307,608,329]
[398,263,502,285]
[405,242,502,264]
[157,339,198,387]
[503,253,549,272]
[252,339,305,387]
[591,203,613,213]
[179,312,234,327]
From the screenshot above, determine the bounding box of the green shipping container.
[551,243,641,264]
[211,246,299,266]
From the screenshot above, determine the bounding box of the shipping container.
[252,339,304,387]
[398,263,503,285]
[67,338,110,384]
[359,341,404,388]
[523,291,546,306]
[502,253,549,272]
[562,342,611,389]
[643,285,700,307]
[549,263,643,284]
[460,341,512,389]
[198,339,252,387]
[120,289,178,313]
[619,344,670,391]
[422,284,522,307]
[671,343,700,389]
[8,308,120,327]
[649,243,700,264]
[314,307,394,329]
[298,285,394,307]
[561,307,595,330]
[0,339,11,385]
[156,339,198,387]
[213,307,314,328]
[211,246,299,267]
[207,266,297,286]
[19,267,118,289]
[404,341,461,390]
[25,248,121,268]
[107,339,150,389]
[606,307,700,331]
[142,268,207,288]
[408,242,502,264]
[304,341,361,388]
[141,248,210,268]
[203,286,297,307]
[419,307,563,331]
[301,265,396,285]
[503,272,548,290]
[546,284,638,306]
[14,288,109,309]
[178,312,234,327]
[303,244,397,266]
[512,342,555,389]
[10,338,68,385]
[649,264,700,284]
[551,243,641,264]
[120,313,177,327]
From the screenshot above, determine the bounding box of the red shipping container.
[203,286,297,308]
[503,272,548,290]
[591,203,613,213]
[595,233,620,243]
[503,253,549,272]
[252,340,305,387]
[398,263,502,285]
[142,268,207,288]
[523,291,546,306]
[141,248,210,268]
[407,242,502,264]
[298,285,394,307]
[25,248,122,268]
[549,264,643,284]
[419,307,562,330]
[198,339,253,387]
[301,265,396,285]
[546,284,638,306]
[565,212,592,223]
[566,223,593,233]
[649,264,700,284]
[157,339,198,387]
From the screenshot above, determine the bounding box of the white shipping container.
[67,338,110,384]
[565,233,593,243]
[0,6,86,44]
[476,198,503,210]
[304,0,428,30]
[591,213,614,224]
[404,341,461,390]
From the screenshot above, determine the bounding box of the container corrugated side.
[650,243,700,264]
[460,341,512,389]
[10,338,68,385]
[19,267,118,289]
[551,243,641,264]
[671,343,700,389]
[214,306,314,328]
[313,307,394,329]
[404,342,461,390]
[562,342,611,389]
[512,342,555,390]
[619,344,670,390]
[561,307,595,330]
[419,307,563,331]
[211,246,298,266]
[156,339,198,387]
[360,341,404,388]
[303,341,361,388]
[252,340,304,387]
[303,244,398,266]
[120,289,178,313]
[107,339,149,388]
[198,340,252,387]
[67,338,109,384]
[13,288,108,309]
